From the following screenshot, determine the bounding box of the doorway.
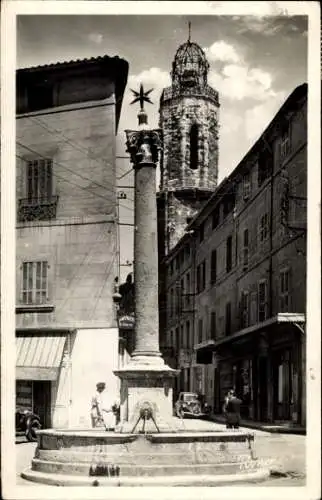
[33,381,51,428]
[258,357,268,421]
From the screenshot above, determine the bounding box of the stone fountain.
[21,86,270,487]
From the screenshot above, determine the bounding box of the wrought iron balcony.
[18,195,59,222]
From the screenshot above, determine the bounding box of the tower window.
[189,124,199,170]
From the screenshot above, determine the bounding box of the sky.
[16,9,308,281]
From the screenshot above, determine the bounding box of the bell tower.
[159,27,220,252]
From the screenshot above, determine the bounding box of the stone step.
[22,467,271,486]
[31,458,256,477]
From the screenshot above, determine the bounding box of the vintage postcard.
[1,1,321,500]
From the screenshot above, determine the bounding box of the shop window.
[16,380,33,410]
[259,213,270,243]
[243,229,249,271]
[226,235,233,273]
[279,268,290,312]
[210,249,217,284]
[225,302,231,336]
[258,279,268,322]
[189,124,199,170]
[21,261,48,305]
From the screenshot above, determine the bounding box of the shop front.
[195,314,305,426]
[16,330,71,428]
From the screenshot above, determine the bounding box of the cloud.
[209,64,275,101]
[204,41,240,64]
[88,33,104,44]
[127,67,171,91]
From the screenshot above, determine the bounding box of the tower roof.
[171,40,209,88]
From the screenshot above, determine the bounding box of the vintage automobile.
[15,408,41,442]
[174,392,211,419]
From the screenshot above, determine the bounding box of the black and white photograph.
[1,1,321,499]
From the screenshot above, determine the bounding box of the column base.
[114,361,179,434]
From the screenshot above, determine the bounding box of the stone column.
[131,134,162,362]
[114,108,179,432]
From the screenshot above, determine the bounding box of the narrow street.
[15,420,306,488]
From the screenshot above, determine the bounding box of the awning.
[16,333,67,381]
[195,313,305,360]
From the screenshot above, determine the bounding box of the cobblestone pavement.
[14,420,306,488]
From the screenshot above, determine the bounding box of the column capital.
[125,129,162,167]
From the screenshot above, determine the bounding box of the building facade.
[162,84,307,425]
[15,55,129,428]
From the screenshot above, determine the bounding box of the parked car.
[15,408,41,442]
[174,392,211,419]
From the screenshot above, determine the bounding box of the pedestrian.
[90,382,116,431]
[224,389,242,429]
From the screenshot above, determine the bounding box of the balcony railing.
[18,196,59,222]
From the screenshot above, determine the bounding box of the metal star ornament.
[130,84,154,110]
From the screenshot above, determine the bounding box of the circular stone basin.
[21,428,270,486]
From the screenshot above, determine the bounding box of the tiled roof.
[17,54,126,73]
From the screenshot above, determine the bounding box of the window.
[199,222,205,242]
[170,288,174,317]
[210,249,217,284]
[280,123,291,159]
[180,324,185,348]
[189,123,199,170]
[212,205,220,229]
[175,327,180,350]
[197,260,206,293]
[240,291,250,329]
[170,261,174,275]
[243,172,251,200]
[243,229,249,271]
[185,244,191,260]
[186,320,190,348]
[211,311,217,340]
[259,213,270,242]
[186,273,190,307]
[223,194,235,218]
[258,280,268,322]
[258,149,272,187]
[175,286,180,314]
[225,302,231,336]
[26,159,53,202]
[280,269,290,312]
[198,318,203,344]
[226,235,233,273]
[22,261,48,305]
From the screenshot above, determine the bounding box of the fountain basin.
[21,428,270,486]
